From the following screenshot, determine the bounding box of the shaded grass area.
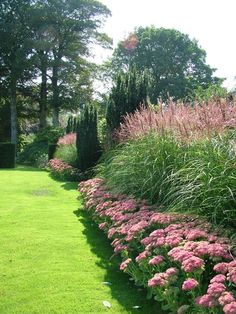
[0,166,162,314]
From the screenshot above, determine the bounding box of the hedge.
[0,142,16,168]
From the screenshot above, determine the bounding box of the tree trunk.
[39,51,47,129]
[52,59,60,127]
[10,78,17,145]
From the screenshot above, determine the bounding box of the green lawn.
[0,166,162,314]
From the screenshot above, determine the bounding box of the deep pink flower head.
[182,278,199,291]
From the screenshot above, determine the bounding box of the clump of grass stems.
[97,131,236,228]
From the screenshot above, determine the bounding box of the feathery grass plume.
[116,98,236,142]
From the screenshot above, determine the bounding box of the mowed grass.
[0,166,162,314]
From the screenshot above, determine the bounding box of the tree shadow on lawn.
[74,209,165,314]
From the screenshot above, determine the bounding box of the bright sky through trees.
[98,0,236,90]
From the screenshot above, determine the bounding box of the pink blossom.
[185,229,208,241]
[213,262,229,274]
[135,250,150,263]
[218,292,235,306]
[196,294,219,307]
[223,302,236,314]
[210,274,226,283]
[148,273,168,287]
[165,267,178,276]
[182,278,199,291]
[207,282,226,297]
[181,256,204,272]
[149,255,164,266]
[120,258,132,271]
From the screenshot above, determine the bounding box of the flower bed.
[79,178,236,314]
[48,158,80,181]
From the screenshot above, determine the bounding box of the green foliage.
[106,67,149,135]
[0,100,11,142]
[48,143,58,160]
[76,105,101,172]
[66,116,77,134]
[192,84,228,101]
[54,144,77,167]
[36,126,64,144]
[18,126,63,166]
[97,131,236,228]
[0,143,16,168]
[18,140,48,167]
[111,26,223,101]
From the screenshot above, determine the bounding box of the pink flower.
[218,292,235,306]
[181,256,204,272]
[207,282,226,297]
[210,274,226,283]
[120,258,132,271]
[165,267,178,276]
[213,262,229,274]
[148,273,168,287]
[149,229,165,237]
[186,229,208,241]
[223,302,236,314]
[98,222,107,230]
[149,255,164,266]
[135,250,150,263]
[196,294,219,307]
[182,278,199,291]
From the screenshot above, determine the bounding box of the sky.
[97,0,236,90]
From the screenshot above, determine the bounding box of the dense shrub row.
[79,178,236,314]
[97,132,236,229]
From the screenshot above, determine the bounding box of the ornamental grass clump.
[79,178,236,313]
[97,131,236,228]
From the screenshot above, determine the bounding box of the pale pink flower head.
[149,255,164,266]
[182,278,199,291]
[196,294,219,308]
[120,258,132,271]
[223,302,236,314]
[135,250,150,263]
[166,267,178,276]
[210,274,226,284]
[213,262,229,274]
[218,292,235,306]
[181,256,204,272]
[207,282,226,297]
[148,273,168,287]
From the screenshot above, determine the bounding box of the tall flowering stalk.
[116,99,236,142]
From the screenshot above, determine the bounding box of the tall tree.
[0,0,34,144]
[106,67,149,136]
[42,0,111,126]
[110,27,223,102]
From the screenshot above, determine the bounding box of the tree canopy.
[110,26,223,102]
[0,0,111,144]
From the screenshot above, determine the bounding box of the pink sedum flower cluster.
[79,178,236,313]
